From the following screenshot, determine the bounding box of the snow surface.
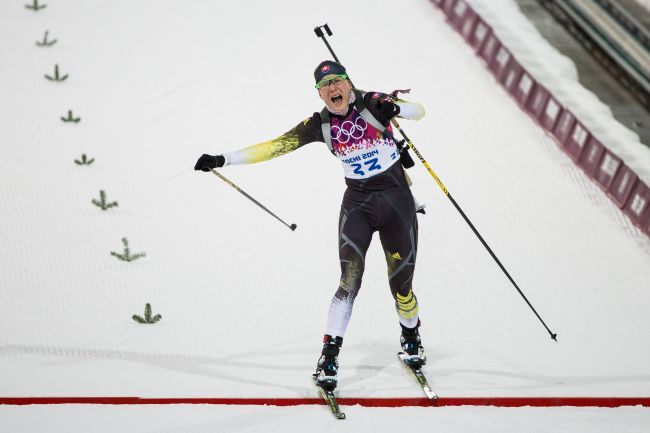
[3,405,650,433]
[1,0,649,431]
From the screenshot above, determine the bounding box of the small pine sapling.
[111,237,145,262]
[45,64,68,82]
[61,110,81,123]
[74,154,94,165]
[92,190,117,210]
[36,30,57,46]
[132,303,162,324]
[25,0,46,11]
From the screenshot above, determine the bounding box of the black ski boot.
[314,335,343,391]
[400,322,427,368]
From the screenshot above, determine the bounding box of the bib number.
[351,157,382,176]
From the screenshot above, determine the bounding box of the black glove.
[194,154,225,172]
[377,100,400,123]
[400,147,415,169]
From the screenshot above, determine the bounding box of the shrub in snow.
[75,154,94,165]
[44,64,68,82]
[25,0,46,11]
[92,190,117,210]
[36,30,56,47]
[61,110,80,123]
[111,237,145,262]
[132,303,161,324]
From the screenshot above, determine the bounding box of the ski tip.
[551,333,558,342]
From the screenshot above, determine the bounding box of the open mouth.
[331,95,343,104]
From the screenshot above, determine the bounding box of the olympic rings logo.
[331,117,368,144]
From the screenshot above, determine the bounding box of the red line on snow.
[1,397,648,407]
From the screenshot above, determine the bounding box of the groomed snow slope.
[1,0,650,408]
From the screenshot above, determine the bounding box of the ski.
[397,352,438,400]
[312,375,346,419]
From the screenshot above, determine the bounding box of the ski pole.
[313,23,557,341]
[211,169,297,232]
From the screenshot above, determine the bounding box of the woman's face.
[318,74,353,112]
